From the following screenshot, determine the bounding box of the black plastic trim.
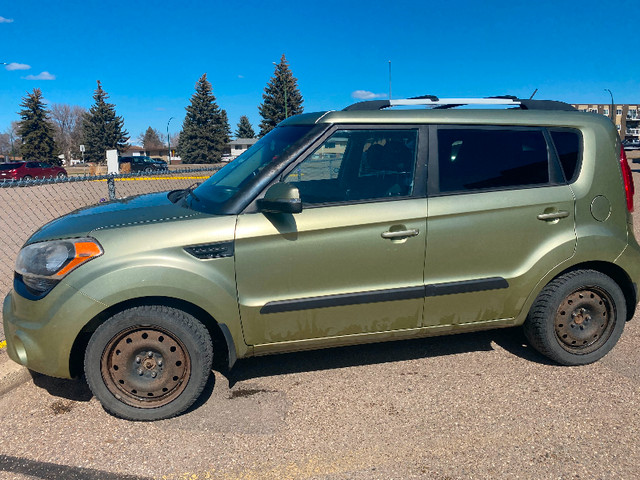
[184,241,234,259]
[424,277,508,297]
[261,286,424,314]
[260,277,508,314]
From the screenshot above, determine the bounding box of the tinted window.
[550,130,581,182]
[0,163,21,171]
[285,129,417,204]
[438,128,549,193]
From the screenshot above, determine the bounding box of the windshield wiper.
[185,183,200,202]
[177,183,201,208]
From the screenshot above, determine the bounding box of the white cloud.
[5,62,30,71]
[23,71,56,80]
[238,74,245,79]
[351,90,387,100]
[0,16,14,23]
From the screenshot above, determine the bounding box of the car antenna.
[529,88,538,100]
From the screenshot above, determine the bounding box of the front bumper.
[2,281,106,379]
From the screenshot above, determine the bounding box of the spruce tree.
[258,54,304,136]
[177,74,229,163]
[139,126,165,150]
[235,115,256,138]
[82,81,129,163]
[17,88,58,164]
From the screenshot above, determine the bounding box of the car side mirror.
[257,182,302,214]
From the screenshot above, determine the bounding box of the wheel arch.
[551,261,637,322]
[69,296,238,378]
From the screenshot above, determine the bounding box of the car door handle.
[537,210,570,221]
[381,229,420,239]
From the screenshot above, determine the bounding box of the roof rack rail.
[343,96,576,112]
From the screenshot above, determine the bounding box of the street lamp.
[167,117,174,164]
[605,88,615,122]
[272,61,288,118]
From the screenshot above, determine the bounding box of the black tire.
[56,172,67,179]
[144,167,153,173]
[22,175,32,181]
[523,270,626,365]
[84,305,213,421]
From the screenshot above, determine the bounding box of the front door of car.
[422,126,576,327]
[235,127,428,346]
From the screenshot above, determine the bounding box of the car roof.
[280,108,614,130]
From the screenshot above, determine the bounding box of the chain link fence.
[0,167,220,322]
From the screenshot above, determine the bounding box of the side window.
[285,129,417,204]
[550,129,581,182]
[437,128,550,193]
[26,162,39,168]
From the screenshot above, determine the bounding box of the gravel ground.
[0,321,639,480]
[0,156,639,479]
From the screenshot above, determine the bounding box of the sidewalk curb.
[0,353,31,397]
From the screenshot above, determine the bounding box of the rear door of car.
[422,125,577,327]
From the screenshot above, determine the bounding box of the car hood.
[27,192,208,244]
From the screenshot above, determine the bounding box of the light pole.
[605,88,615,123]
[273,61,288,118]
[166,117,174,164]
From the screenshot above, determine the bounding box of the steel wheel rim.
[554,287,615,354]
[100,326,191,409]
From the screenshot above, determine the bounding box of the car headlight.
[15,237,103,297]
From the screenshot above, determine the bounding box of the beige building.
[572,103,640,141]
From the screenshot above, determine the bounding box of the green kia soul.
[4,96,640,420]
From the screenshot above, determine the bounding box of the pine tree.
[82,81,129,163]
[139,126,165,150]
[177,74,230,163]
[235,115,256,138]
[258,54,304,136]
[17,88,58,164]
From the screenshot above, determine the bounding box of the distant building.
[572,103,640,141]
[226,138,258,159]
[121,138,259,164]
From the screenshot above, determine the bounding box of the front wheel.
[84,305,213,421]
[524,270,626,366]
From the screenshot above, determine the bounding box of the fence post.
[107,175,116,200]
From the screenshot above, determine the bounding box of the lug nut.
[157,360,163,367]
[135,356,141,364]
[147,351,154,358]
[137,368,143,376]
[151,372,157,378]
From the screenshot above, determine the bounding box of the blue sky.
[1,0,639,144]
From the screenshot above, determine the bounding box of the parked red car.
[0,161,67,181]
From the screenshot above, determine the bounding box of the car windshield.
[184,124,316,213]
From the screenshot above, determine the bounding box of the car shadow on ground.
[29,326,554,405]
[222,326,554,387]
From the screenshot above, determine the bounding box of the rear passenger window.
[550,129,581,182]
[437,128,550,193]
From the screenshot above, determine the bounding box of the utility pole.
[388,60,392,100]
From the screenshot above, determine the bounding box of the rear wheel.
[524,270,626,365]
[56,172,67,179]
[84,305,213,421]
[22,175,32,181]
